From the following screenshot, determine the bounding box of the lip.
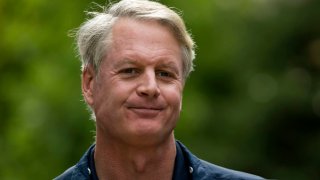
[127,106,164,118]
[129,106,163,110]
[125,102,165,110]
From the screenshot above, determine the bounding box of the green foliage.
[1,0,319,179]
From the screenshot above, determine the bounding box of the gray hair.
[75,0,196,80]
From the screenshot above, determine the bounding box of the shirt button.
[189,166,193,174]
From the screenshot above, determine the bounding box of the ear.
[179,96,183,111]
[82,65,95,106]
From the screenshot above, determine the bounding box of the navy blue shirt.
[55,141,264,180]
[87,142,192,180]
[173,141,192,180]
[88,146,98,180]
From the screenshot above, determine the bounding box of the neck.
[94,131,176,180]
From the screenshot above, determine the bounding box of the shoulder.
[176,141,265,180]
[54,163,89,180]
[54,145,94,180]
[54,165,77,180]
[194,159,264,180]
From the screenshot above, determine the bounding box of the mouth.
[129,106,163,110]
[126,106,164,118]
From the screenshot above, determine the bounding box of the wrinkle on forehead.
[103,18,183,73]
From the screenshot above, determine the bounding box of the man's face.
[83,18,184,146]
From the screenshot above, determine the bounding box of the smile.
[127,107,163,118]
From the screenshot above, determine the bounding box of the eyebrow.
[113,59,140,69]
[157,62,180,75]
[113,58,181,75]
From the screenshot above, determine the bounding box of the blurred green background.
[1,0,320,179]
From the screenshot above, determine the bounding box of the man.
[56,0,264,179]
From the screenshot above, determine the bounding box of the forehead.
[106,18,182,66]
[112,18,180,48]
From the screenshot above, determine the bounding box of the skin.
[82,18,184,180]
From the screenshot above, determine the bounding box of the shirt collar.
[87,141,192,180]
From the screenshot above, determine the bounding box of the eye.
[120,68,139,74]
[156,70,174,78]
[158,71,170,77]
[118,68,140,78]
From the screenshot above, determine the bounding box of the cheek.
[104,81,138,109]
[164,86,183,110]
[165,89,182,127]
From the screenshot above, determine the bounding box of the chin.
[127,135,170,147]
[127,126,173,146]
[132,125,162,137]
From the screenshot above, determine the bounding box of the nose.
[136,70,160,98]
